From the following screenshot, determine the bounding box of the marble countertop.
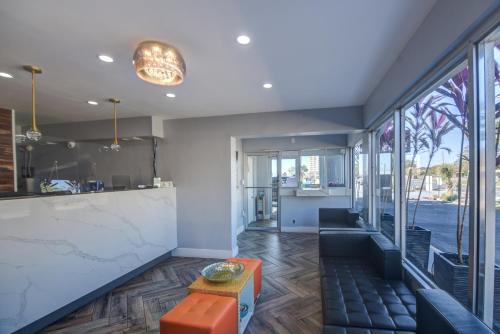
[0,187,177,333]
[0,187,175,200]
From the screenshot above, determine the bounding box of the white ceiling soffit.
[0,0,436,124]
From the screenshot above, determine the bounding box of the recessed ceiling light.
[236,35,251,45]
[263,83,273,89]
[98,55,114,63]
[0,72,13,79]
[166,93,176,98]
[87,100,98,105]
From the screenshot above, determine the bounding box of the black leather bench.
[319,208,362,229]
[320,230,495,334]
[320,231,417,333]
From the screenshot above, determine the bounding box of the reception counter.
[0,188,177,334]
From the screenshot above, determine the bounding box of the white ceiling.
[0,0,436,124]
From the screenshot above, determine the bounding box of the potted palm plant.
[430,68,474,307]
[433,64,500,318]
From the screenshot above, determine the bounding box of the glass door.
[244,153,280,231]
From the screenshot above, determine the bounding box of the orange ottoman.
[227,257,262,302]
[160,292,237,334]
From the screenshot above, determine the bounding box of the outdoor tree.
[411,110,454,228]
[379,120,394,217]
[494,45,500,166]
[439,165,454,194]
[405,97,432,216]
[405,95,436,228]
[430,67,469,264]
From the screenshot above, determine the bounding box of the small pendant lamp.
[109,98,121,151]
[24,65,43,141]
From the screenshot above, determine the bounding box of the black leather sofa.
[320,230,494,334]
[320,230,416,333]
[319,208,363,229]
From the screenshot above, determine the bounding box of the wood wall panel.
[0,108,14,192]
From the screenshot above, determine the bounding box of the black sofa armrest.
[319,230,373,258]
[368,233,402,280]
[416,289,494,334]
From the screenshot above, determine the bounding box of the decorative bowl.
[201,262,245,283]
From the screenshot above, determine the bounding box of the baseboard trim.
[173,247,234,259]
[237,225,245,235]
[281,226,318,233]
[14,251,172,334]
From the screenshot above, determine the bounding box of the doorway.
[244,153,280,231]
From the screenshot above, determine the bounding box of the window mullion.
[394,110,402,248]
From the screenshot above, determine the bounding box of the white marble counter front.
[0,188,177,334]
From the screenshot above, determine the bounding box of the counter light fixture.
[24,65,42,141]
[109,98,121,152]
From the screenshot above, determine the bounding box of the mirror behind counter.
[0,113,168,198]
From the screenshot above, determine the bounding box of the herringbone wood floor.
[42,231,321,334]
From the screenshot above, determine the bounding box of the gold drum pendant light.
[24,65,42,141]
[133,41,186,86]
[109,98,121,152]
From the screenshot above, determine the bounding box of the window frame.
[362,8,500,329]
[279,156,299,188]
[372,114,397,240]
[298,148,347,190]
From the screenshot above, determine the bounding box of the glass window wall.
[375,117,396,242]
[402,62,471,307]
[353,136,370,222]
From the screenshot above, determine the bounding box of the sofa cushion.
[320,257,377,277]
[321,259,416,331]
[323,326,415,334]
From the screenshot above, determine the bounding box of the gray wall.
[159,107,363,253]
[363,0,498,127]
[31,116,161,141]
[232,138,245,236]
[242,134,347,153]
[281,195,351,229]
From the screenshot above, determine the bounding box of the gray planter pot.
[380,214,395,242]
[406,226,431,273]
[434,252,469,307]
[434,252,500,321]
